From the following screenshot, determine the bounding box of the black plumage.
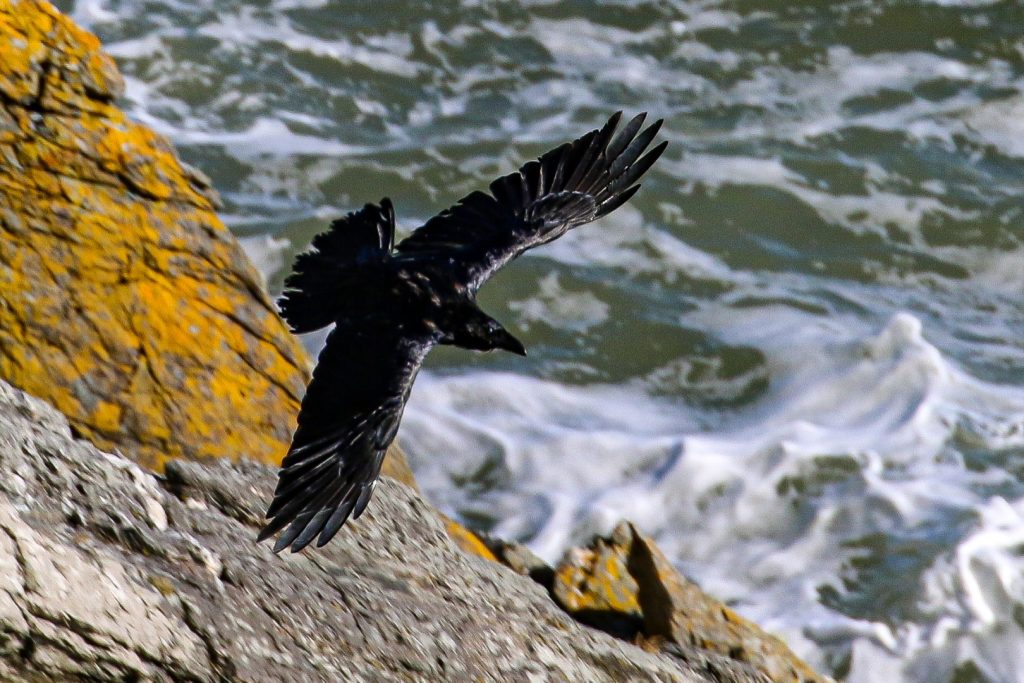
[259,112,667,552]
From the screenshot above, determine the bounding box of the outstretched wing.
[278,199,395,333]
[258,322,434,553]
[394,112,666,293]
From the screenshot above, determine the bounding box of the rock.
[439,512,499,563]
[553,523,646,639]
[0,0,416,487]
[0,378,768,682]
[480,534,555,590]
[0,0,303,471]
[482,527,829,681]
[551,522,830,683]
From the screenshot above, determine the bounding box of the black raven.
[258,112,667,553]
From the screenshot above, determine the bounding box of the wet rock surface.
[0,378,767,683]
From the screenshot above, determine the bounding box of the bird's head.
[446,307,526,356]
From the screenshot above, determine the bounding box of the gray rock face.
[0,380,767,683]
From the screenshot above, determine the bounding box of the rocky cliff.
[0,378,768,682]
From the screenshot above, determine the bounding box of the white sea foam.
[663,151,995,269]
[962,97,1024,159]
[508,272,610,333]
[237,234,290,280]
[402,312,1024,680]
[68,0,117,24]
[196,8,420,78]
[542,204,750,286]
[119,71,369,158]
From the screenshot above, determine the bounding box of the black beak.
[495,329,527,356]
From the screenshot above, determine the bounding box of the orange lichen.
[439,514,499,563]
[552,528,643,620]
[0,0,306,471]
[551,522,826,682]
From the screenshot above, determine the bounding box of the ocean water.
[59,1,1024,680]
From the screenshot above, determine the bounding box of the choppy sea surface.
[60,1,1024,680]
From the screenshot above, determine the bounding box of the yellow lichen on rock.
[552,521,828,682]
[0,0,293,472]
[438,513,499,563]
[553,524,643,621]
[0,0,309,472]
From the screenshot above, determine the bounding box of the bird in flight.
[259,112,667,553]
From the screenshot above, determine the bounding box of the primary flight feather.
[259,112,667,553]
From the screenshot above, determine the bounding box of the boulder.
[0,378,769,682]
[550,523,828,683]
[0,0,416,485]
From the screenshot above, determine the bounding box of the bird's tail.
[278,199,395,333]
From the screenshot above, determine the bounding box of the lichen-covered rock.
[0,0,419,492]
[0,0,305,471]
[440,512,499,562]
[551,522,829,683]
[0,377,768,683]
[553,523,646,639]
